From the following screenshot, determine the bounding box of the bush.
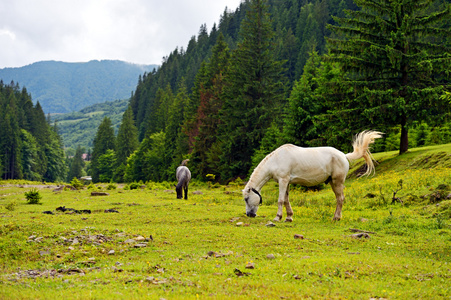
[4,201,17,211]
[106,183,117,190]
[70,178,84,190]
[125,182,141,190]
[25,188,42,205]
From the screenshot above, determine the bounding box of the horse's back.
[270,144,349,185]
[176,166,191,182]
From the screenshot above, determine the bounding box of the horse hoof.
[284,218,293,223]
[273,217,281,222]
[332,217,341,221]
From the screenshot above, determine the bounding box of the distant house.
[80,176,92,182]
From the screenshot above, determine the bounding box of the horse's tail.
[345,130,383,176]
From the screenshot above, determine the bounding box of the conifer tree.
[44,125,67,182]
[91,117,116,182]
[217,0,287,181]
[163,82,190,179]
[188,33,231,178]
[114,106,138,182]
[0,92,23,179]
[326,0,450,153]
[67,145,84,182]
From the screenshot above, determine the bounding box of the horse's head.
[243,187,262,218]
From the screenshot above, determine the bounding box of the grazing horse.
[243,130,383,221]
[176,159,191,199]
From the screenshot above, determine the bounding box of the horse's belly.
[290,173,329,186]
[288,164,331,186]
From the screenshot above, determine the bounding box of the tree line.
[88,0,450,184]
[0,81,66,181]
[3,0,447,184]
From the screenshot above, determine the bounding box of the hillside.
[0,60,157,113]
[349,143,451,179]
[53,99,128,151]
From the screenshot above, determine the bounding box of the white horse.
[243,130,383,221]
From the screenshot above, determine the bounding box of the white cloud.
[0,0,243,68]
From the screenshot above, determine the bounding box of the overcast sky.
[0,0,243,69]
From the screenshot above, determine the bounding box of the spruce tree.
[217,0,286,181]
[163,82,190,179]
[326,0,450,153]
[91,117,116,182]
[0,92,23,179]
[114,106,138,182]
[188,33,231,179]
[44,125,67,182]
[67,145,84,182]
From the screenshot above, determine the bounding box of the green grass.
[1,145,451,299]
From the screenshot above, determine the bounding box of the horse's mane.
[247,144,296,189]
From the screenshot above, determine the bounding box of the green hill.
[53,99,129,151]
[0,60,157,113]
[349,143,451,178]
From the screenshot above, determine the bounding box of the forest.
[0,82,66,181]
[1,0,450,183]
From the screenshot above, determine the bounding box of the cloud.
[0,0,242,68]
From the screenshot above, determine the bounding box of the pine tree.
[91,117,116,182]
[44,125,67,182]
[114,106,138,182]
[326,0,450,154]
[67,145,84,182]
[163,82,190,179]
[0,91,23,179]
[20,129,41,181]
[285,51,325,146]
[188,33,231,178]
[217,0,287,181]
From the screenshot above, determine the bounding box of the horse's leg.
[274,178,289,222]
[331,177,345,221]
[284,183,294,222]
[184,185,188,200]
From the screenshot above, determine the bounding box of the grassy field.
[1,145,450,299]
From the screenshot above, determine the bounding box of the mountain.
[53,99,129,151]
[0,60,158,114]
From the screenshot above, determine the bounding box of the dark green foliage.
[187,33,231,179]
[90,117,116,182]
[124,131,166,182]
[0,81,66,181]
[114,107,138,182]
[285,50,337,147]
[249,122,285,174]
[24,188,42,205]
[325,0,451,153]
[93,0,450,184]
[216,0,287,181]
[98,149,116,182]
[67,145,85,182]
[120,0,362,182]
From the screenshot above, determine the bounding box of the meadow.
[0,145,450,299]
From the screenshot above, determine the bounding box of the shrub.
[25,188,42,205]
[106,183,117,190]
[70,178,84,190]
[125,182,141,190]
[4,201,17,211]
